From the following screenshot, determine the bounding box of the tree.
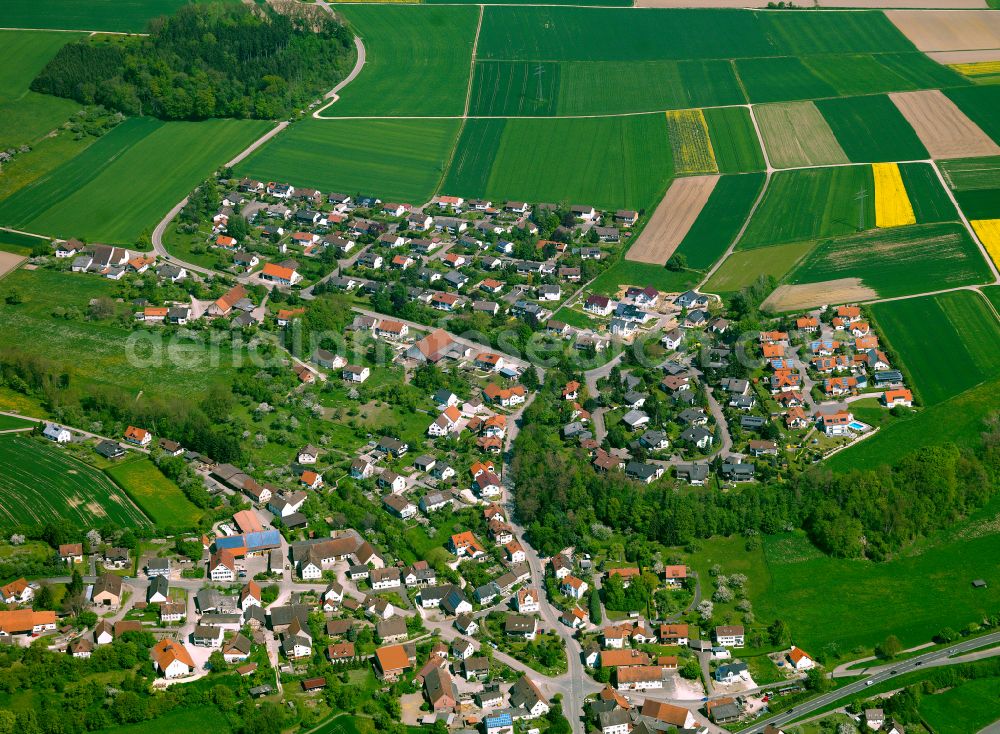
[768,618,791,646]
[680,658,701,680]
[877,634,902,658]
[4,288,22,305]
[589,590,602,624]
[804,667,832,692]
[666,253,687,271]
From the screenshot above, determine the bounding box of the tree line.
[31,4,353,120]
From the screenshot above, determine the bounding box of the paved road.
[740,631,1000,733]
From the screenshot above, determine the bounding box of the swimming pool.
[849,421,867,431]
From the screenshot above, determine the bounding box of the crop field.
[446,115,674,211]
[971,219,1000,268]
[239,118,461,205]
[0,268,242,400]
[702,107,765,173]
[664,110,717,175]
[921,677,1000,734]
[949,60,1000,85]
[627,175,718,264]
[815,94,928,163]
[0,0,197,33]
[754,508,1000,655]
[939,156,1000,220]
[588,260,698,297]
[740,166,875,249]
[0,31,84,150]
[330,5,478,117]
[0,117,272,243]
[0,434,150,528]
[674,173,764,270]
[891,89,1000,160]
[736,57,837,104]
[105,458,203,529]
[468,59,745,117]
[886,9,1000,53]
[807,52,967,97]
[786,223,991,300]
[754,101,849,169]
[871,290,1000,405]
[873,162,916,227]
[898,162,957,223]
[704,241,813,294]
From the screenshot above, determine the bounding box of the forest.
[511,384,1000,562]
[30,4,354,120]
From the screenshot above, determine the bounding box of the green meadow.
[106,458,203,530]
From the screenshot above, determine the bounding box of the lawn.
[816,93,929,164]
[105,458,203,530]
[685,534,770,620]
[739,166,874,249]
[674,173,765,270]
[588,260,698,297]
[0,415,34,431]
[919,676,1000,734]
[330,5,478,116]
[753,509,1000,655]
[785,223,991,300]
[0,31,84,150]
[869,289,1000,406]
[0,0,201,33]
[92,705,231,734]
[0,117,273,243]
[703,106,765,174]
[0,268,243,400]
[462,114,674,211]
[704,241,813,294]
[0,434,150,528]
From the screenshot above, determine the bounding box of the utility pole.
[534,64,545,104]
[855,188,869,232]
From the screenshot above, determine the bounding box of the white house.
[43,423,71,443]
[714,625,745,647]
[561,575,588,599]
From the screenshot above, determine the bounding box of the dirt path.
[311,36,368,118]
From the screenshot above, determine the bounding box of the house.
[59,543,84,564]
[124,426,151,446]
[516,588,540,613]
[376,615,409,644]
[615,665,670,691]
[424,666,458,713]
[151,639,194,678]
[601,649,650,668]
[42,423,71,443]
[882,388,913,408]
[561,575,588,599]
[715,661,748,683]
[505,614,538,640]
[715,625,745,647]
[429,405,463,437]
[261,262,302,286]
[505,540,526,565]
[192,623,225,648]
[209,549,237,582]
[658,623,689,645]
[92,574,123,608]
[787,646,815,670]
[675,290,709,309]
[819,411,854,436]
[625,461,663,484]
[680,425,714,449]
[621,410,650,431]
[343,365,370,383]
[509,676,549,718]
[484,383,526,408]
[300,470,324,490]
[660,328,683,350]
[103,547,130,569]
[147,575,170,604]
[475,352,505,372]
[864,709,885,731]
[0,578,32,605]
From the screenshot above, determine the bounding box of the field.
[0,31,84,150]
[239,118,461,205]
[885,9,1000,52]
[762,278,878,313]
[754,101,849,169]
[736,57,837,104]
[702,107,766,173]
[890,89,1000,160]
[753,507,1000,655]
[940,156,1000,220]
[972,219,1000,268]
[673,173,765,270]
[329,5,478,117]
[0,117,272,243]
[870,289,1000,405]
[0,415,34,431]
[626,175,718,264]
[0,0,196,33]
[0,434,150,527]
[444,115,674,211]
[815,94,929,163]
[588,260,699,297]
[946,85,1000,148]
[786,223,991,300]
[664,110,717,175]
[704,241,813,294]
[0,268,243,399]
[105,458,203,529]
[898,162,958,223]
[739,166,874,249]
[920,677,1000,734]
[872,162,916,227]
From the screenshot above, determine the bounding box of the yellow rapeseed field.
[873,162,916,228]
[665,109,718,175]
[971,219,1000,269]
[950,61,1000,77]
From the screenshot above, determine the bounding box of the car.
[915,661,923,666]
[866,680,874,686]
[890,670,898,675]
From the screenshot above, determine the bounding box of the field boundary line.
[972,287,1000,325]
[463,5,485,118]
[0,26,143,34]
[0,226,51,240]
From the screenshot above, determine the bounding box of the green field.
[239,117,461,205]
[469,59,745,116]
[754,511,1000,655]
[0,268,242,400]
[0,31,84,150]
[0,434,150,527]
[786,223,991,300]
[919,676,1000,734]
[443,114,674,210]
[703,106,765,174]
[330,5,478,116]
[869,290,1000,406]
[704,241,813,293]
[736,57,838,104]
[90,706,232,734]
[589,260,698,297]
[984,285,1000,315]
[0,415,34,431]
[804,52,966,98]
[0,231,43,257]
[740,166,874,249]
[0,116,272,243]
[939,156,1000,220]
[946,85,1000,147]
[0,0,197,33]
[898,162,958,224]
[105,458,203,529]
[674,173,765,270]
[754,100,849,169]
[816,94,929,163]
